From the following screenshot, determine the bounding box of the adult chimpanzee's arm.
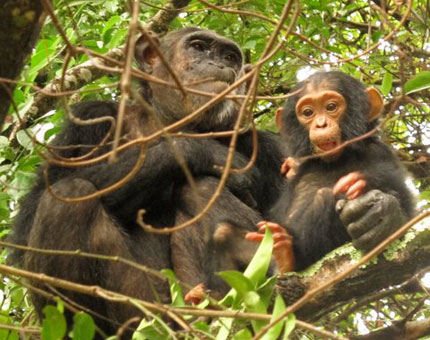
[335,143,415,252]
[69,138,257,223]
[43,101,259,224]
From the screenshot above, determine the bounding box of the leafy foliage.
[0,0,429,339]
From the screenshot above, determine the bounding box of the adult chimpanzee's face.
[149,29,246,132]
[180,31,243,91]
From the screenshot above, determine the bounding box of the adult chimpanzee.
[10,27,284,335]
[247,71,415,272]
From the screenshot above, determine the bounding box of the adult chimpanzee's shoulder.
[236,130,285,214]
[52,101,119,159]
[255,130,285,180]
[71,100,118,119]
[237,130,285,162]
[258,130,286,159]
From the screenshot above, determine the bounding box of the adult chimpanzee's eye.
[190,41,205,51]
[303,108,314,117]
[326,102,337,111]
[225,53,237,62]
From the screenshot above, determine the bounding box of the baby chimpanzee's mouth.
[317,141,338,151]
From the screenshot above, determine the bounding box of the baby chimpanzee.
[247,71,415,272]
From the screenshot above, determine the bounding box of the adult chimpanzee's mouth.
[210,80,231,92]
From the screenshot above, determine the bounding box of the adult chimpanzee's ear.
[275,107,284,130]
[242,64,253,91]
[366,87,384,122]
[134,32,160,72]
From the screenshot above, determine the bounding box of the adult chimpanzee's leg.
[24,178,171,334]
[171,177,264,301]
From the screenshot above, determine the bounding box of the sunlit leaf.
[243,227,273,285]
[261,295,287,340]
[232,328,253,340]
[404,71,430,94]
[161,269,185,307]
[16,130,34,150]
[282,314,296,339]
[244,291,267,333]
[217,271,254,298]
[381,72,393,96]
[72,313,95,340]
[132,319,168,340]
[41,306,67,340]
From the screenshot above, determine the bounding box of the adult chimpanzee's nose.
[208,60,225,69]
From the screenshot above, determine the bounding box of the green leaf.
[220,228,273,307]
[8,171,37,200]
[256,276,277,308]
[161,269,185,307]
[232,328,253,340]
[243,227,273,284]
[381,72,393,96]
[0,316,19,340]
[244,291,267,333]
[41,305,67,340]
[0,136,8,147]
[105,28,127,49]
[132,319,168,340]
[215,317,234,340]
[217,271,254,298]
[404,71,430,94]
[282,314,296,339]
[371,31,383,43]
[57,299,65,314]
[193,321,210,333]
[261,295,287,340]
[72,313,95,340]
[16,130,34,150]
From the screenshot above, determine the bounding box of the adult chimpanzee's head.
[135,27,245,132]
[276,71,384,161]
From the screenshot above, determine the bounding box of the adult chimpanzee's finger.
[341,190,406,251]
[336,189,385,226]
[344,202,383,239]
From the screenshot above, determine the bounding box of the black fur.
[10,28,285,336]
[273,71,415,270]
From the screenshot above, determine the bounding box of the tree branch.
[276,219,430,321]
[147,0,191,34]
[8,0,191,134]
[353,318,430,340]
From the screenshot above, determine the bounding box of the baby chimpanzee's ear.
[365,87,383,122]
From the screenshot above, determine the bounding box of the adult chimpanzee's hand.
[335,190,407,252]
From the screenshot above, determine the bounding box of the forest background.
[0,0,430,339]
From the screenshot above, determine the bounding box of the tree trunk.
[0,0,45,128]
